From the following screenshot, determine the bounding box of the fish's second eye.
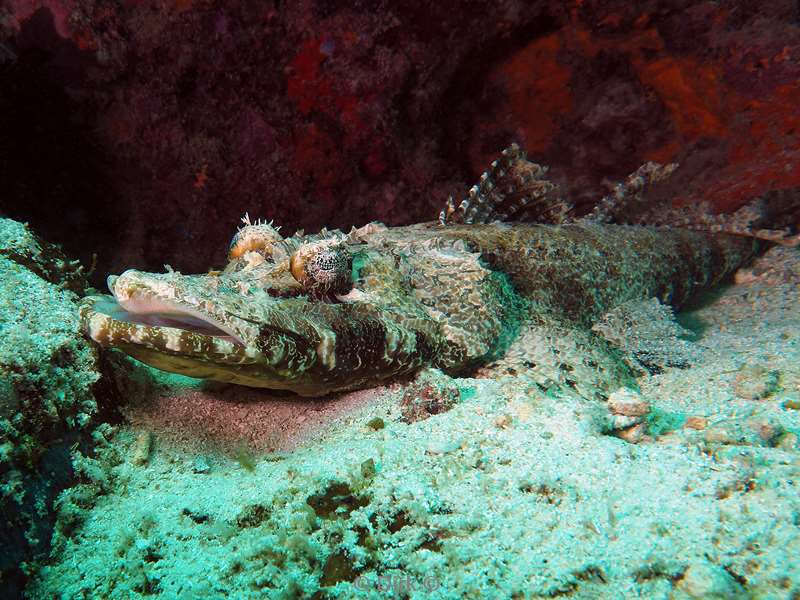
[290,240,353,297]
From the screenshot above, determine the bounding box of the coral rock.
[733,364,780,400]
[607,388,651,417]
[675,561,745,599]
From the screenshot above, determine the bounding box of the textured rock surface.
[1,0,799,285]
[0,218,100,597]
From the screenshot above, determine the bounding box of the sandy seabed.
[30,246,800,599]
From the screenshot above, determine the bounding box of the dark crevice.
[0,9,123,288]
[439,11,563,178]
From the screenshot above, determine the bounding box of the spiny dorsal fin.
[439,143,572,225]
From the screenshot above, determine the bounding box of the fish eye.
[289,240,353,296]
[228,216,283,261]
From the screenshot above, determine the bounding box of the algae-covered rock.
[0,218,88,294]
[0,218,99,596]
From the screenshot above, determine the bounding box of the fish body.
[80,220,757,396]
[80,144,790,396]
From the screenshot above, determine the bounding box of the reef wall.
[1,0,799,283]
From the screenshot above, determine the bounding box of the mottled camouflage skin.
[80,220,758,396]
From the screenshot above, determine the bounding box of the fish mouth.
[80,294,252,356]
[79,270,256,368]
[93,283,243,345]
[78,270,329,392]
[78,269,432,394]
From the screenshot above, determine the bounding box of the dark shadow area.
[439,10,562,177]
[676,283,734,340]
[675,310,710,341]
[0,437,77,599]
[0,8,123,288]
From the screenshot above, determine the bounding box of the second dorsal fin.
[580,162,678,225]
[635,194,800,246]
[439,143,572,225]
[582,164,800,246]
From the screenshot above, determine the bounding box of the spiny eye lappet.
[79,145,798,396]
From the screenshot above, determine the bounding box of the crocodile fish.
[79,145,797,397]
